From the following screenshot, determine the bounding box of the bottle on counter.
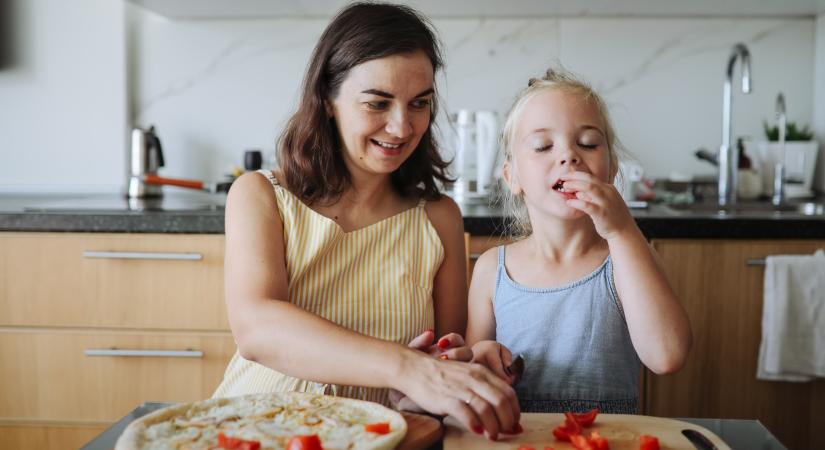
[737,138,762,200]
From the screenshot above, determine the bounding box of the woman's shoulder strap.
[256,169,280,187]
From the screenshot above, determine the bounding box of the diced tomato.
[570,434,596,450]
[552,413,583,441]
[571,408,599,427]
[589,431,609,450]
[364,422,391,434]
[516,446,535,450]
[286,434,324,450]
[217,432,261,450]
[639,434,660,450]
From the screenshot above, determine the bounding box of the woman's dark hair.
[278,1,450,204]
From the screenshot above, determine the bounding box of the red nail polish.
[437,337,450,349]
[472,424,484,434]
[439,354,448,360]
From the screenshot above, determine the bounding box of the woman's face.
[327,50,434,177]
[504,88,612,221]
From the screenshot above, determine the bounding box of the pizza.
[115,392,408,450]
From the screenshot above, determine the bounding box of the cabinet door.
[0,232,227,330]
[647,239,825,450]
[0,422,108,450]
[467,235,511,279]
[0,328,236,422]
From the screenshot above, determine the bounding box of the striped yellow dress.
[213,170,445,406]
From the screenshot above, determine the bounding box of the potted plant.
[755,121,819,198]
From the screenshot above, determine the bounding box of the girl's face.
[504,88,612,220]
[327,50,434,178]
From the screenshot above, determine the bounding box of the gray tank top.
[493,246,640,413]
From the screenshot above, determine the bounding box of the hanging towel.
[757,249,825,382]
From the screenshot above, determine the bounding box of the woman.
[213,2,520,439]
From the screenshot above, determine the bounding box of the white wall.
[0,0,126,191]
[814,14,825,193]
[0,1,817,191]
[130,12,815,183]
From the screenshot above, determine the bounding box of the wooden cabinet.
[0,232,232,450]
[467,234,511,280]
[646,239,825,450]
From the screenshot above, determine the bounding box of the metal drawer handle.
[746,258,766,266]
[82,251,203,261]
[84,348,204,358]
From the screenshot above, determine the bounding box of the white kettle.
[451,110,500,203]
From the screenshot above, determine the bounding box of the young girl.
[467,69,692,413]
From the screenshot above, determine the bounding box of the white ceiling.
[127,0,825,20]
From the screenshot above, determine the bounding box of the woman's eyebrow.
[360,88,434,98]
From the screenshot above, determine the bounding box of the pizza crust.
[115,393,407,450]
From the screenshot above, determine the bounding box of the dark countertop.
[80,402,788,450]
[1,192,824,238]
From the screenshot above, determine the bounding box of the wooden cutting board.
[444,413,731,450]
[398,412,443,450]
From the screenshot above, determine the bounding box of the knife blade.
[504,354,525,380]
[682,429,719,450]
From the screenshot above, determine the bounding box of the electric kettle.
[127,126,164,198]
[450,110,500,203]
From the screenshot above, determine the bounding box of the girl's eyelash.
[534,144,552,152]
[578,143,598,149]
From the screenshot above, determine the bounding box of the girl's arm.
[224,173,519,438]
[561,172,692,374]
[607,231,692,374]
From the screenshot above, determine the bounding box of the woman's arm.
[224,173,519,438]
[424,196,468,338]
[465,247,498,346]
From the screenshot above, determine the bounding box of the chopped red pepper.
[552,412,583,441]
[217,432,261,450]
[570,434,596,450]
[364,422,391,434]
[639,434,660,450]
[286,434,323,450]
[516,446,536,450]
[571,408,600,427]
[588,431,609,450]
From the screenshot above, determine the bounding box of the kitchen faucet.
[718,43,752,207]
[772,93,786,206]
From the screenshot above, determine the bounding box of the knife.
[682,429,719,450]
[504,354,525,381]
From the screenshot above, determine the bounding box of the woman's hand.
[559,171,637,241]
[394,348,521,441]
[471,340,516,385]
[389,330,474,412]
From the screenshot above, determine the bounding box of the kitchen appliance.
[127,125,235,197]
[127,126,164,198]
[450,110,500,204]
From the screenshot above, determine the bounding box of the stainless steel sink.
[665,201,825,216]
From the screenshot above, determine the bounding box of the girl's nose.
[386,108,412,138]
[559,150,580,166]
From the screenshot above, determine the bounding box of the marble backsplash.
[130,9,814,184]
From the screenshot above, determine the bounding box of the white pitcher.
[451,110,500,203]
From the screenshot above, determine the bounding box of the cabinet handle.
[82,251,203,261]
[84,348,204,358]
[746,258,766,266]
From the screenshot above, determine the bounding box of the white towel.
[757,249,825,381]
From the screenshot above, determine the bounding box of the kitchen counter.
[1,192,824,238]
[80,402,787,450]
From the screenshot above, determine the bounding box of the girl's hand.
[471,340,516,385]
[396,350,521,441]
[389,330,474,412]
[559,171,636,241]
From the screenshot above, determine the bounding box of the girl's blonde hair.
[497,67,622,238]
